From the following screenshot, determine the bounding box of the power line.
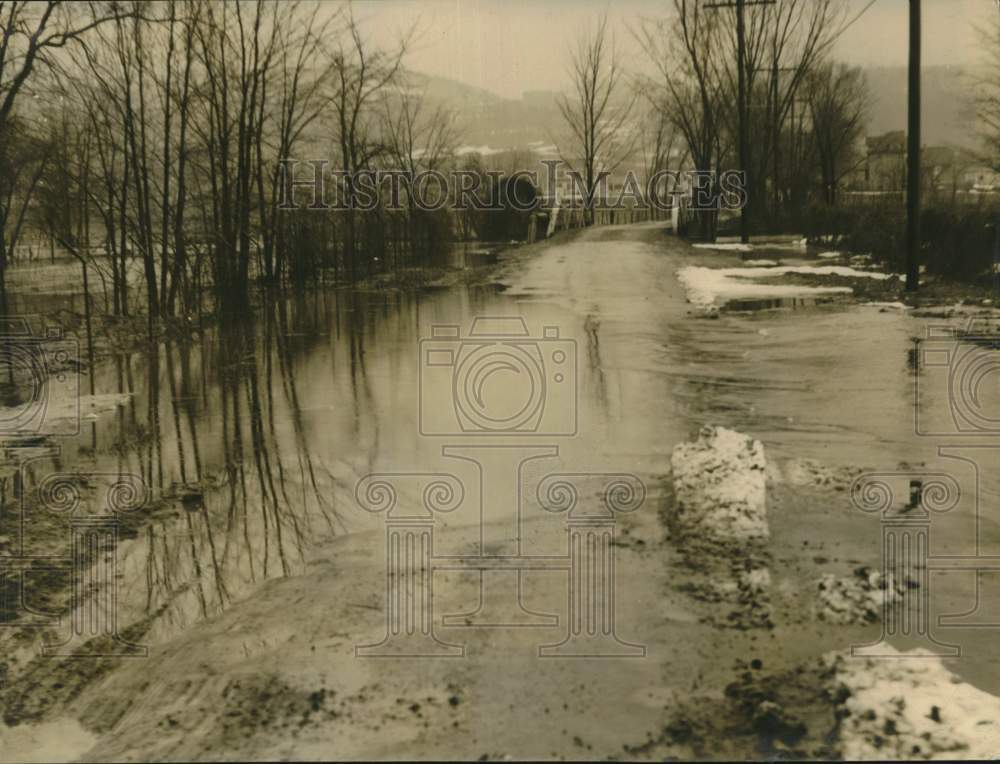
[906,0,921,292]
[705,0,777,244]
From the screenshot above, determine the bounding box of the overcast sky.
[356,0,998,100]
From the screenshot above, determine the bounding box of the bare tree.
[635,92,686,201]
[807,61,868,205]
[5,0,428,320]
[380,79,457,262]
[974,13,1000,173]
[190,0,284,310]
[0,0,125,304]
[257,1,337,286]
[326,7,409,281]
[638,0,863,236]
[556,13,635,225]
[0,116,48,278]
[35,104,97,390]
[719,0,847,222]
[636,2,728,239]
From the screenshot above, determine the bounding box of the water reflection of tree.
[61,284,487,647]
[117,297,347,638]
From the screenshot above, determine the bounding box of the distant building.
[864,130,906,192]
[962,165,1000,193]
[921,145,964,194]
[859,131,997,196]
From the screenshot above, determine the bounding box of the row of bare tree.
[975,12,1000,177]
[560,3,1000,244]
[0,0,465,322]
[2,2,998,318]
[556,3,873,240]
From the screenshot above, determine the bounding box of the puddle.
[723,296,827,312]
[677,263,897,311]
[4,226,1000,757]
[446,242,501,269]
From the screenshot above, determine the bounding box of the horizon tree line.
[1,0,998,323]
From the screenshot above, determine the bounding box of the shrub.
[801,198,999,282]
[921,205,998,281]
[475,175,538,242]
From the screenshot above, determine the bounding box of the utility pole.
[906,0,921,292]
[736,0,749,243]
[706,0,776,244]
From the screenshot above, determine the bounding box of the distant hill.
[407,64,984,155]
[403,70,506,114]
[863,65,979,148]
[405,70,565,151]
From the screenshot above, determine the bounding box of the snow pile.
[815,567,913,625]
[828,647,1000,760]
[676,264,894,309]
[670,426,769,543]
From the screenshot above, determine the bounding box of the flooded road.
[4,221,1000,760]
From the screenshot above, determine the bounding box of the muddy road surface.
[2,222,999,760]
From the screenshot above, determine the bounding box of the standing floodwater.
[3,223,1000,760]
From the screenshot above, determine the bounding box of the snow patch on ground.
[760,237,808,250]
[743,259,779,267]
[767,457,861,491]
[818,251,843,259]
[814,567,913,625]
[670,425,769,542]
[77,392,133,421]
[676,264,895,309]
[0,718,96,762]
[0,392,132,435]
[692,238,807,253]
[692,242,755,252]
[863,301,910,311]
[828,647,1000,760]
